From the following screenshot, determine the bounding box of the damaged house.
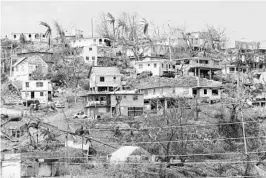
[132,76,222,111]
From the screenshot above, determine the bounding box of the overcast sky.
[1,1,266,46]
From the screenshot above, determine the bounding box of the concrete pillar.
[209,70,212,79]
[164,99,168,110]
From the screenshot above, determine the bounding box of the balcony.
[189,63,222,70]
[86,101,109,107]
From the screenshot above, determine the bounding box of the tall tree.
[40,21,52,47]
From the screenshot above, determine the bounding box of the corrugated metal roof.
[91,67,121,75]
[132,76,222,89]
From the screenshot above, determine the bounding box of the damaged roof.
[131,76,222,89]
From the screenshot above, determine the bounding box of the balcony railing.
[86,101,109,107]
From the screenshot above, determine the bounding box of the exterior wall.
[1,154,21,178]
[21,80,52,103]
[81,46,98,66]
[90,74,122,88]
[71,37,111,47]
[85,107,109,118]
[12,61,30,81]
[198,88,221,100]
[110,94,144,107]
[11,33,48,42]
[142,87,193,100]
[12,57,49,82]
[135,61,162,76]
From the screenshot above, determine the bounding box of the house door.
[31,92,35,99]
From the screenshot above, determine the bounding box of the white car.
[55,101,65,108]
[73,111,88,119]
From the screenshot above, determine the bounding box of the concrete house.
[81,90,144,119]
[1,153,61,178]
[70,37,112,65]
[10,32,48,42]
[135,58,176,77]
[133,76,222,110]
[89,67,122,92]
[174,57,222,79]
[11,55,48,81]
[21,80,53,104]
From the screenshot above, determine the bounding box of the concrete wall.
[198,88,221,100]
[81,46,98,66]
[11,33,48,42]
[90,74,122,88]
[1,154,21,178]
[135,60,162,76]
[86,107,109,118]
[110,94,144,107]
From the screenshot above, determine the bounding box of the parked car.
[23,100,40,107]
[72,111,88,119]
[55,101,65,108]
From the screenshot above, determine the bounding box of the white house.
[70,37,112,65]
[21,80,53,104]
[10,33,48,42]
[89,67,122,92]
[71,36,112,47]
[135,58,175,77]
[11,55,48,81]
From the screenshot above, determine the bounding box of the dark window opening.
[193,89,197,96]
[89,47,92,51]
[113,77,116,80]
[26,82,29,87]
[36,82,43,87]
[100,77,105,82]
[14,35,16,38]
[204,89,207,95]
[86,56,89,60]
[29,34,31,38]
[212,89,219,95]
[40,92,43,96]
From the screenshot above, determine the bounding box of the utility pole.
[10,44,13,77]
[168,24,172,62]
[91,18,94,38]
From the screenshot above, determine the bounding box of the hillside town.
[1,8,266,178]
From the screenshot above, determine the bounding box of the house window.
[43,35,45,38]
[162,64,164,68]
[26,82,29,88]
[40,92,44,96]
[124,95,127,99]
[86,56,89,60]
[99,39,102,44]
[29,34,31,38]
[92,56,95,60]
[212,89,219,96]
[144,90,148,95]
[133,95,138,101]
[172,88,175,94]
[36,82,43,87]
[113,77,116,80]
[204,89,207,95]
[14,35,16,39]
[89,47,92,51]
[128,107,143,117]
[154,63,157,68]
[148,63,150,66]
[100,77,105,82]
[139,64,143,69]
[153,89,155,95]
